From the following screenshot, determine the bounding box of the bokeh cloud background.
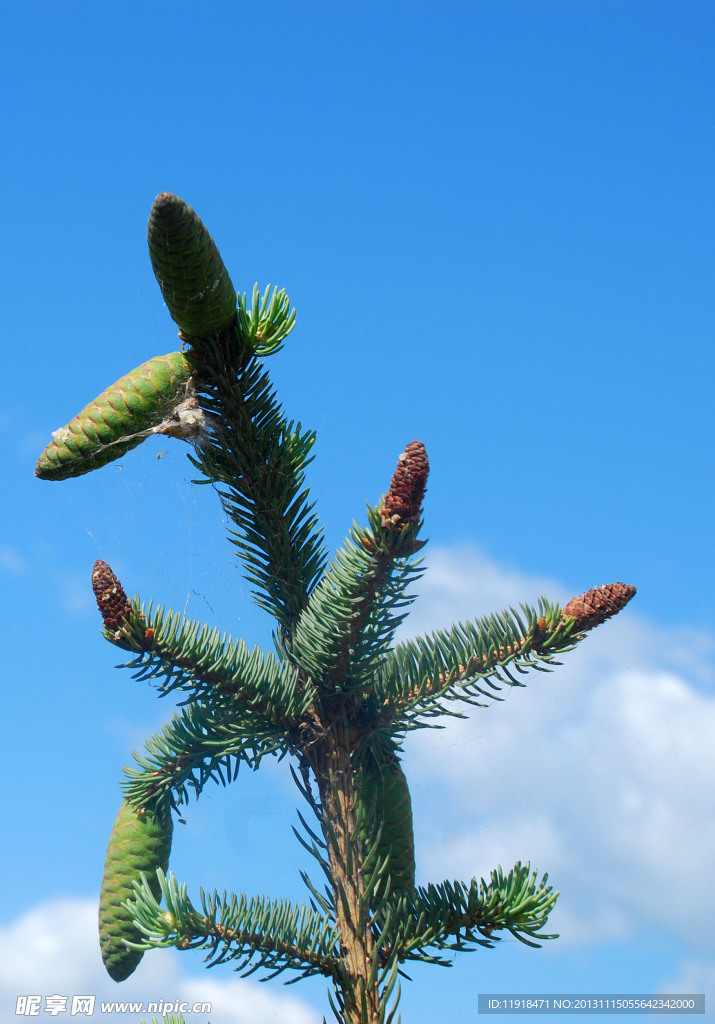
[1,3,713,1022]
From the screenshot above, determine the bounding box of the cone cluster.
[563,582,636,631]
[380,441,429,528]
[92,560,132,631]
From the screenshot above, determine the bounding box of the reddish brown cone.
[563,582,636,631]
[92,560,132,631]
[380,441,429,528]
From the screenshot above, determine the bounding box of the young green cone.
[356,739,415,895]
[99,800,173,982]
[35,350,195,480]
[147,192,237,342]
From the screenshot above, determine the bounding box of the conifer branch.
[237,282,296,357]
[129,871,341,981]
[187,335,326,631]
[148,192,326,632]
[376,862,558,965]
[141,1016,193,1024]
[292,442,429,692]
[372,599,581,727]
[291,513,423,692]
[121,702,287,810]
[121,601,312,727]
[372,583,636,730]
[91,567,314,728]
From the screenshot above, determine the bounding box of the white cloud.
[399,545,715,950]
[0,898,321,1023]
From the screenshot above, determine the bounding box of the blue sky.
[1,2,713,1022]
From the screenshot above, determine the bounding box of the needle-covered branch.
[121,702,287,810]
[292,441,428,704]
[372,583,635,729]
[188,336,326,630]
[124,602,311,723]
[141,1016,194,1024]
[237,282,296,358]
[291,509,424,692]
[373,599,576,726]
[90,561,313,732]
[129,871,341,982]
[375,862,558,966]
[148,192,326,632]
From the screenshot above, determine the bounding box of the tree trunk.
[310,725,381,1024]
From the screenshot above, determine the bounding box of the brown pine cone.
[91,560,133,631]
[563,582,636,631]
[380,441,429,528]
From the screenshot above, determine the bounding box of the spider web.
[48,277,326,921]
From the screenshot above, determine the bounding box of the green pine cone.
[99,799,173,982]
[356,740,415,895]
[147,192,237,341]
[35,350,193,480]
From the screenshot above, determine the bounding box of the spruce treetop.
[35,193,635,1024]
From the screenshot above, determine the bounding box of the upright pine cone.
[92,560,132,632]
[563,582,636,631]
[99,799,173,981]
[380,440,429,528]
[147,192,237,341]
